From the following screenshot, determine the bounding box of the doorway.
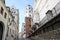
[0,21,4,40]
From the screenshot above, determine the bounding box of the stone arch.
[0,21,5,40]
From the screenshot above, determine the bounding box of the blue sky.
[5,0,33,32]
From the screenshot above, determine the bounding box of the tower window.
[29,8,30,9]
[29,11,31,13]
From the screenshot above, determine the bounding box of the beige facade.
[0,0,10,40]
[0,0,19,40]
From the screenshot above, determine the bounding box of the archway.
[0,21,4,40]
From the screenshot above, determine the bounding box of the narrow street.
[0,0,60,40]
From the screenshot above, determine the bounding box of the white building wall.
[25,5,33,17]
[33,0,60,22]
[33,11,40,24]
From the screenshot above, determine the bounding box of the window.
[6,27,9,37]
[5,38,7,40]
[29,15,31,17]
[24,29,25,31]
[29,19,31,21]
[11,34,13,37]
[45,25,54,32]
[10,29,11,34]
[54,22,60,30]
[2,0,5,3]
[29,8,30,9]
[48,26,53,31]
[17,27,18,30]
[41,30,43,34]
[26,11,27,13]
[14,11,16,13]
[1,7,4,15]
[4,12,7,18]
[11,11,13,13]
[46,27,49,32]
[12,8,14,9]
[13,16,15,19]
[29,25,31,27]
[39,30,42,34]
[9,18,10,22]
[43,28,45,33]
[29,11,31,13]
[10,23,11,25]
[44,27,47,32]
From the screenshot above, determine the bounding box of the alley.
[0,0,60,40]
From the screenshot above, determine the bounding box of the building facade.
[21,23,25,38]
[21,23,26,38]
[33,0,60,21]
[25,17,31,37]
[2,0,5,4]
[25,5,33,27]
[10,7,19,40]
[10,7,19,25]
[25,5,33,17]
[0,0,10,40]
[28,0,60,40]
[25,5,33,38]
[0,0,19,40]
[6,13,16,40]
[21,23,25,33]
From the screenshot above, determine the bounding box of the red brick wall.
[25,17,31,37]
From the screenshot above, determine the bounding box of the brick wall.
[25,17,31,37]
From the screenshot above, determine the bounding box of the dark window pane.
[4,12,7,18]
[1,7,4,15]
[54,22,60,30]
